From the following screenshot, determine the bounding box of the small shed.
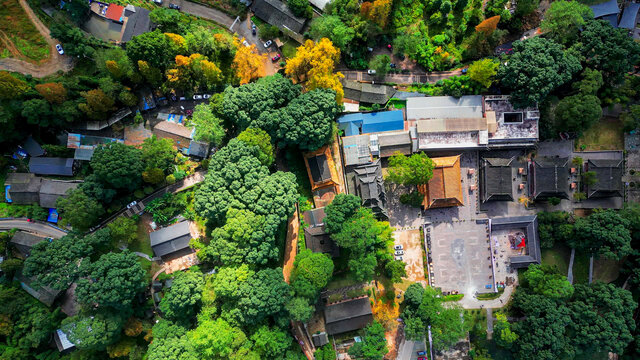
[5,173,41,204]
[150,221,193,258]
[22,136,45,157]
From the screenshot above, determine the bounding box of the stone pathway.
[567,248,575,284]
[486,308,493,340]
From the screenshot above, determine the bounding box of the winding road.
[0,218,67,238]
[0,0,72,77]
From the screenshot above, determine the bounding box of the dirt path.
[0,0,73,77]
[282,203,299,284]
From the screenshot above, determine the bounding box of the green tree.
[49,22,99,58]
[385,260,406,283]
[78,88,116,120]
[332,208,394,281]
[324,193,361,234]
[149,8,190,33]
[62,313,124,350]
[286,297,314,322]
[75,251,146,311]
[210,265,254,301]
[107,217,137,246]
[235,268,292,325]
[288,0,311,17]
[387,152,435,186]
[309,15,355,49]
[498,37,582,108]
[199,208,279,266]
[91,142,145,192]
[143,167,166,184]
[369,55,391,77]
[579,19,640,84]
[570,282,636,355]
[188,318,248,359]
[0,258,23,278]
[251,325,292,358]
[138,60,163,87]
[0,71,30,100]
[468,58,498,88]
[570,209,632,260]
[291,249,334,293]
[65,0,90,25]
[191,103,225,146]
[314,344,337,360]
[494,313,518,349]
[148,336,198,360]
[521,264,574,300]
[573,68,603,96]
[141,135,177,174]
[540,1,593,44]
[21,99,51,126]
[237,127,274,166]
[348,322,388,359]
[159,271,204,323]
[95,48,134,80]
[554,94,601,134]
[126,30,175,70]
[56,189,104,231]
[537,211,574,248]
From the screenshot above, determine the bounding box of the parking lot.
[427,221,493,295]
[393,229,426,285]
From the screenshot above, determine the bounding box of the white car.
[394,245,403,250]
[55,44,64,55]
[153,0,162,4]
[203,94,212,99]
[263,40,272,48]
[242,40,250,47]
[193,94,203,100]
[126,201,138,209]
[367,69,376,75]
[394,250,404,256]
[395,256,403,261]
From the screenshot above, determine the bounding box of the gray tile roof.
[39,180,80,208]
[308,154,331,183]
[532,157,570,200]
[590,0,619,18]
[11,231,47,256]
[324,297,373,335]
[343,80,395,104]
[343,134,372,167]
[29,158,74,176]
[481,157,514,202]
[121,7,151,43]
[150,221,192,257]
[586,159,623,198]
[251,0,306,33]
[23,136,44,157]
[353,159,388,220]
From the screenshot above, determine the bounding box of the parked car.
[263,40,273,48]
[394,245,403,250]
[126,201,138,209]
[153,0,162,4]
[203,94,212,99]
[193,94,203,100]
[169,3,180,10]
[252,28,256,36]
[55,44,64,55]
[390,63,396,68]
[367,69,376,75]
[252,23,256,30]
[179,96,186,101]
[242,40,250,47]
[394,250,404,256]
[271,54,281,62]
[395,256,403,261]
[417,351,427,356]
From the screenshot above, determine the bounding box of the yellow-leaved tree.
[285,38,344,104]
[232,37,267,84]
[166,53,222,92]
[165,33,188,53]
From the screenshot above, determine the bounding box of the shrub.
[166,174,176,184]
[548,197,561,206]
[134,190,145,198]
[144,186,154,195]
[328,294,343,303]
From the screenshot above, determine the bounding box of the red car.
[272,54,281,62]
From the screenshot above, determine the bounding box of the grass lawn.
[137,257,162,283]
[541,244,571,276]
[326,271,361,291]
[129,221,153,257]
[0,0,50,62]
[281,40,298,59]
[576,117,624,151]
[572,251,590,284]
[387,98,406,109]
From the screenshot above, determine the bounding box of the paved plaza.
[428,221,493,295]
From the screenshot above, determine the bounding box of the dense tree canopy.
[191,103,225,146]
[324,193,362,234]
[387,152,435,186]
[56,188,104,231]
[188,318,249,359]
[62,313,124,351]
[570,209,632,260]
[237,127,274,166]
[348,322,388,359]
[309,15,356,49]
[75,250,146,311]
[540,1,593,45]
[91,142,145,192]
[537,211,574,248]
[554,94,602,134]
[141,135,177,174]
[159,271,205,323]
[233,268,292,326]
[498,37,582,108]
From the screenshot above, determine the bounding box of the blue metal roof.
[619,3,640,29]
[337,111,404,136]
[590,0,619,18]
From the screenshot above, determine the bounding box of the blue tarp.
[47,209,59,223]
[166,114,185,124]
[337,110,404,136]
[619,3,640,29]
[5,185,11,203]
[590,0,619,18]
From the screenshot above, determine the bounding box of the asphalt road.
[0,219,67,238]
